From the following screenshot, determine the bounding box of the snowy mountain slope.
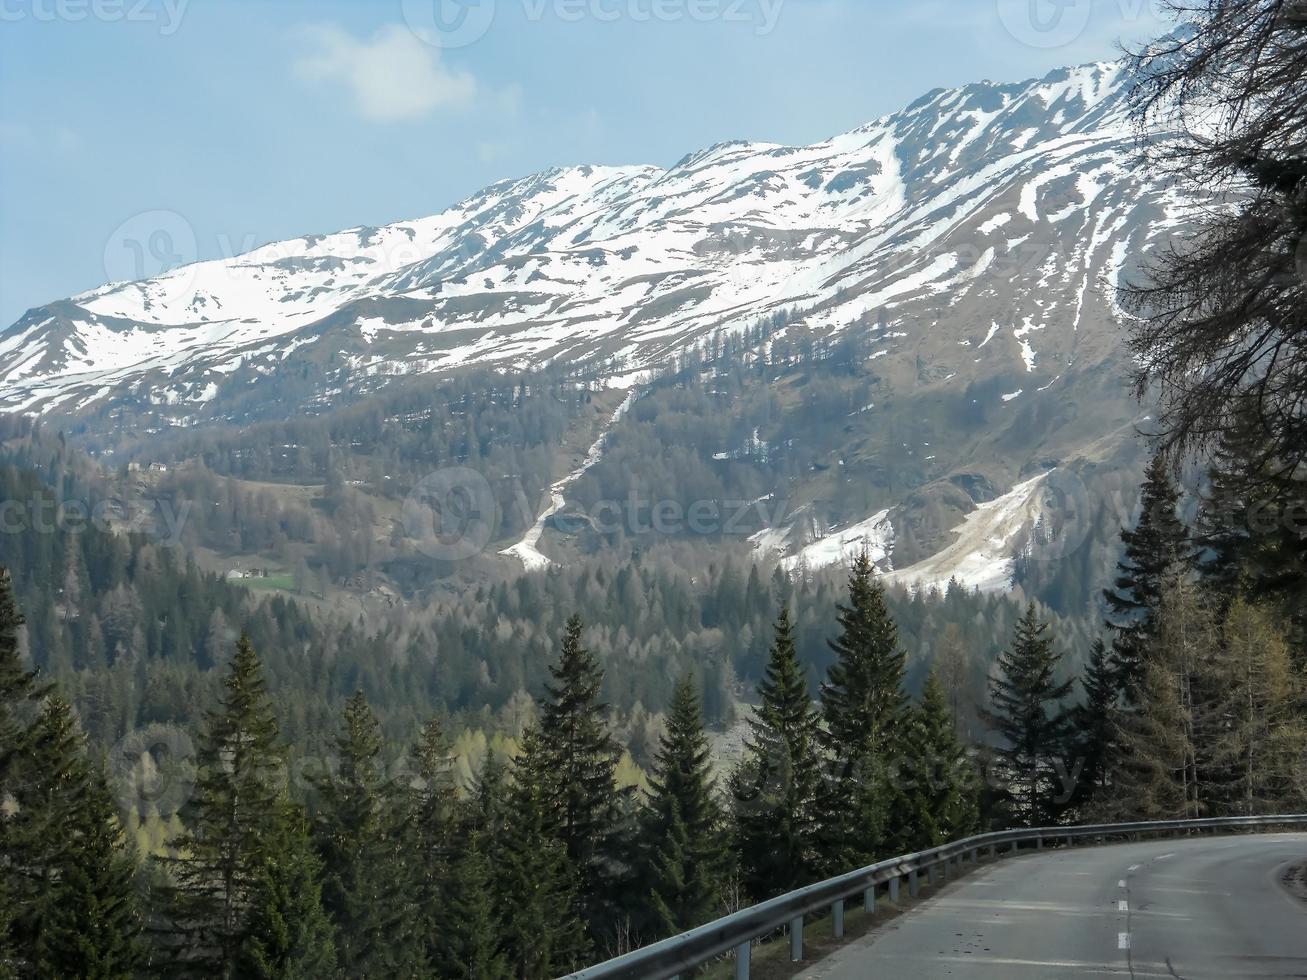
[1,58,1189,424]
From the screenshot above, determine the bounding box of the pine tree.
[900,671,979,849]
[314,690,423,977]
[0,567,40,977]
[934,622,974,737]
[161,633,288,977]
[1109,577,1215,821]
[1207,599,1307,815]
[0,566,43,790]
[731,606,822,899]
[0,874,17,980]
[436,835,510,980]
[1104,452,1191,700]
[407,717,459,971]
[0,566,45,975]
[501,726,589,979]
[21,697,146,979]
[1193,406,1265,601]
[537,615,627,938]
[236,810,338,980]
[982,603,1074,827]
[1069,639,1119,815]
[817,553,910,868]
[636,676,726,938]
[1194,406,1307,656]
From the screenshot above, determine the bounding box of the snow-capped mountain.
[1,57,1190,423]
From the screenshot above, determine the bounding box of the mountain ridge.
[1,55,1182,426]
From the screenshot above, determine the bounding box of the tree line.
[4,438,1305,977]
[4,546,1086,978]
[8,526,1207,978]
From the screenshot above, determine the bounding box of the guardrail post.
[1036,836,1044,851]
[1010,841,1019,856]
[863,884,875,913]
[889,876,900,903]
[927,862,937,886]
[988,844,996,859]
[1064,835,1072,848]
[908,869,919,898]
[968,848,977,863]
[832,899,844,939]
[789,916,803,962]
[735,939,750,980]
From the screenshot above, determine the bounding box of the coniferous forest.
[3,0,1307,976]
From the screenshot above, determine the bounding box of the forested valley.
[3,0,1307,976]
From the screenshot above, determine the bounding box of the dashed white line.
[1127,864,1142,872]
[1118,879,1126,888]
[1118,900,1129,912]
[1118,932,1131,950]
[1156,853,1174,861]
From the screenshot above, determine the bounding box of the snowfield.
[2,58,1188,419]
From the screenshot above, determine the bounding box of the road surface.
[798,833,1307,978]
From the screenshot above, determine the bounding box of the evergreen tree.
[1206,599,1306,815]
[1104,453,1191,700]
[0,875,16,980]
[436,836,510,980]
[900,671,979,849]
[161,634,287,977]
[0,566,45,976]
[21,697,146,979]
[982,604,1074,827]
[1194,407,1307,655]
[731,606,822,899]
[0,566,42,792]
[407,717,459,971]
[236,811,338,980]
[636,676,726,938]
[537,615,627,938]
[1069,639,1118,815]
[1193,407,1265,601]
[816,554,910,867]
[501,726,589,979]
[313,690,423,977]
[1109,579,1215,821]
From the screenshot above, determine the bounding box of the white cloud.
[294,23,476,123]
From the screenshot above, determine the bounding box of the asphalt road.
[797,833,1307,979]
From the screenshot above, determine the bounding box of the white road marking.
[1127,864,1142,872]
[1156,852,1174,860]
[1118,932,1131,950]
[1118,900,1129,911]
[1118,879,1127,888]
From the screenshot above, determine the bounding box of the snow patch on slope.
[775,510,895,574]
[500,390,639,571]
[884,472,1053,593]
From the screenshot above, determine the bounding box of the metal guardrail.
[565,813,1307,980]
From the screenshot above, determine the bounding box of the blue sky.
[0,0,1171,327]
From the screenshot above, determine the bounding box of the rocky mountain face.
[0,55,1190,594]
